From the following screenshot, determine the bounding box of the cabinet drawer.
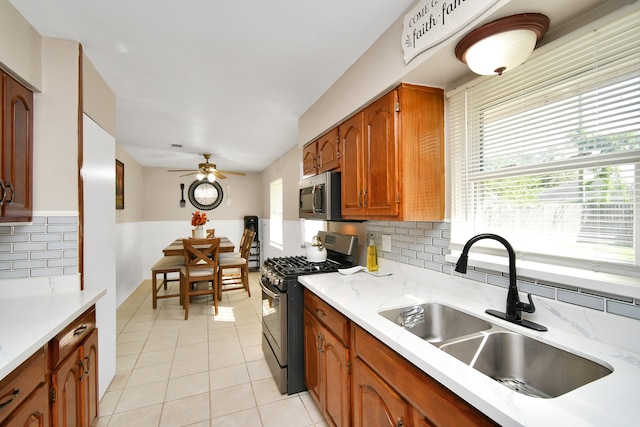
[0,348,46,424]
[304,290,349,345]
[50,306,96,368]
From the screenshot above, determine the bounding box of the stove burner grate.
[268,256,344,276]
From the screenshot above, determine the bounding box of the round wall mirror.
[188,179,224,210]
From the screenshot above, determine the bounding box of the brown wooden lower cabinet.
[352,357,412,427]
[302,289,497,427]
[51,307,99,427]
[0,305,99,427]
[352,324,497,427]
[1,383,50,427]
[304,291,350,427]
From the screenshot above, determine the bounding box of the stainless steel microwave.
[299,171,342,220]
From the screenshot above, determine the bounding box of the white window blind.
[448,10,640,274]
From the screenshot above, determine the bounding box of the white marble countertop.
[0,289,106,381]
[298,259,640,426]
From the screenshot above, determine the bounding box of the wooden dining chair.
[150,255,184,309]
[217,230,255,300]
[180,237,220,319]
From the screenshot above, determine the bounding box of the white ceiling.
[9,0,414,173]
[8,0,626,173]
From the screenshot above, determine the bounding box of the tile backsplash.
[0,215,78,280]
[367,220,640,322]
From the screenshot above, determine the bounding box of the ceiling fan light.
[207,173,216,182]
[196,172,205,181]
[455,13,549,76]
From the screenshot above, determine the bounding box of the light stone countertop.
[298,259,640,426]
[0,288,106,381]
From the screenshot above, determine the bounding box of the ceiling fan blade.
[180,172,197,177]
[168,169,198,172]
[213,170,227,180]
[217,170,246,176]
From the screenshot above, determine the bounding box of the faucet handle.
[518,293,536,314]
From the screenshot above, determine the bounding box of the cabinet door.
[352,358,410,427]
[82,329,99,426]
[1,73,33,222]
[339,112,365,216]
[302,141,318,177]
[363,90,399,217]
[322,329,350,427]
[52,350,83,427]
[303,309,322,406]
[1,383,49,427]
[317,128,340,173]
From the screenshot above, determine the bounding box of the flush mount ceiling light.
[455,13,550,76]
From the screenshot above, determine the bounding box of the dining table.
[162,236,236,257]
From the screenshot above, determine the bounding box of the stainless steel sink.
[380,303,613,398]
[439,331,613,398]
[379,303,492,344]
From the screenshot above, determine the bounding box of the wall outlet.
[382,234,392,252]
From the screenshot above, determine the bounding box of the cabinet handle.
[316,333,323,353]
[315,308,326,318]
[6,182,13,203]
[74,324,88,336]
[0,179,5,206]
[84,355,91,374]
[396,416,405,427]
[317,155,321,168]
[0,388,20,409]
[363,189,368,207]
[358,190,363,207]
[77,359,85,381]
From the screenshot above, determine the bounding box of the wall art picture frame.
[116,159,124,209]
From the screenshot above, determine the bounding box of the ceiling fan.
[167,153,246,181]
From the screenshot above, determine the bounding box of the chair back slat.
[239,230,255,259]
[182,238,220,270]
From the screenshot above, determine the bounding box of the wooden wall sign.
[401,0,499,64]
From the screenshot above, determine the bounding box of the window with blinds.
[448,10,640,274]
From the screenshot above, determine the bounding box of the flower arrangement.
[191,211,208,227]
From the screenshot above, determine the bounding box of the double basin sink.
[379,303,612,398]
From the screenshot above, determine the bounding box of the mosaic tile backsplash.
[367,220,640,322]
[0,215,78,280]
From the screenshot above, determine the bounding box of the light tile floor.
[98,272,326,427]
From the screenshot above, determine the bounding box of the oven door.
[261,277,287,365]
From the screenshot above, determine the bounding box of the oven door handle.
[260,280,281,300]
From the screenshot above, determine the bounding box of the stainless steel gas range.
[260,231,358,394]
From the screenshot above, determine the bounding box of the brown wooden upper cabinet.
[302,127,340,177]
[0,71,33,223]
[340,83,444,221]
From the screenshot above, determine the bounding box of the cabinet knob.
[396,416,405,427]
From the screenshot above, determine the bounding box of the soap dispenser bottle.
[366,234,379,272]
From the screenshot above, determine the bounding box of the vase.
[193,226,206,239]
